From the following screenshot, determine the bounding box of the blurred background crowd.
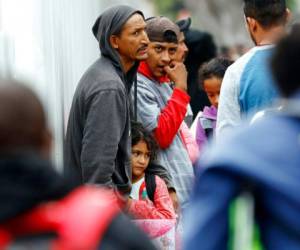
[0,0,299,169]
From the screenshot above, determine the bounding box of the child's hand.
[127,197,132,206]
[168,189,179,213]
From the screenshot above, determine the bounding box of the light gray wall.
[0,0,154,169]
[185,0,252,47]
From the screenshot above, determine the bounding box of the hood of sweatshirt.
[92,5,144,89]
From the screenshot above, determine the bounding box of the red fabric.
[128,176,176,219]
[0,187,120,250]
[154,88,190,149]
[0,228,11,247]
[138,61,170,83]
[138,181,147,200]
[138,62,190,149]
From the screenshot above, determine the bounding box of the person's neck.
[132,174,145,184]
[255,26,286,46]
[119,55,135,73]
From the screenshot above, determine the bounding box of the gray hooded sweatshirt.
[64,6,142,194]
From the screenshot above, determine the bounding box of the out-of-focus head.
[144,16,180,78]
[0,79,51,158]
[175,17,191,62]
[271,24,300,97]
[243,0,289,44]
[199,58,233,108]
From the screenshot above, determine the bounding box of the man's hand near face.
[164,62,188,93]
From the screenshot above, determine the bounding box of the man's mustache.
[137,45,148,52]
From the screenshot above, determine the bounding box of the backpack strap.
[133,76,138,121]
[145,173,156,202]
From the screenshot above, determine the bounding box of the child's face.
[131,140,151,181]
[203,76,222,108]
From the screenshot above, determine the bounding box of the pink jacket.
[180,122,200,164]
[128,176,176,219]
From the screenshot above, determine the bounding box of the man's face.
[113,14,149,62]
[175,32,188,62]
[146,41,178,78]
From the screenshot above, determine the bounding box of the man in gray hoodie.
[64,5,149,195]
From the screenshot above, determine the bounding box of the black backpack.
[145,172,156,202]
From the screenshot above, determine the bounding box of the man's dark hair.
[271,24,300,97]
[244,0,287,28]
[199,57,233,86]
[131,121,158,162]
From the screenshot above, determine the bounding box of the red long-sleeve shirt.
[138,62,190,149]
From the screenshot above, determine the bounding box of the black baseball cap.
[176,17,192,32]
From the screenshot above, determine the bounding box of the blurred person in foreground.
[216,0,290,138]
[184,24,300,250]
[64,5,149,194]
[0,79,155,250]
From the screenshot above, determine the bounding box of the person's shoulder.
[137,73,155,87]
[202,114,291,168]
[240,46,274,75]
[79,58,124,92]
[154,175,166,185]
[136,73,157,94]
[226,47,257,74]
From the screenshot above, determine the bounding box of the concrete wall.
[0,0,154,169]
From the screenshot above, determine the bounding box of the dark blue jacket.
[184,94,300,250]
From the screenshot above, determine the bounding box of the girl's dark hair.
[131,121,158,162]
[199,57,233,87]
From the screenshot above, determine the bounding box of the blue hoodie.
[184,96,300,250]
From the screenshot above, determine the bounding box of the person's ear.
[246,17,258,33]
[110,35,119,50]
[285,8,292,23]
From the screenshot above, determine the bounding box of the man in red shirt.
[133,16,194,211]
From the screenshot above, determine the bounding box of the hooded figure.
[64,5,148,194]
[184,29,217,119]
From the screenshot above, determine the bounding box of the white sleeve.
[216,65,241,139]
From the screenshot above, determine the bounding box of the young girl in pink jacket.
[127,122,176,220]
